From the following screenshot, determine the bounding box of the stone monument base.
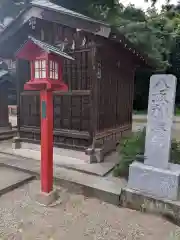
[128,161,180,201]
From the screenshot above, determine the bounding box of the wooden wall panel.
[63,50,92,90]
[96,44,135,133]
[0,83,9,127]
[20,91,92,149]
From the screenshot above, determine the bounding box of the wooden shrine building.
[0,0,153,162]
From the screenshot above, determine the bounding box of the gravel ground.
[0,180,179,240]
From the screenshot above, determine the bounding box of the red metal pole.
[40,89,53,193]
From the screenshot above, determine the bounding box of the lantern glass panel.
[34,60,46,79]
[49,60,59,80]
[55,62,58,79]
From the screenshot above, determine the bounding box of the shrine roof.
[0,0,155,67]
[16,36,75,60]
[31,0,109,26]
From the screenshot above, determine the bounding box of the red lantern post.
[16,36,74,204]
[40,89,53,193]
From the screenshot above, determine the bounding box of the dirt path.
[0,180,179,240]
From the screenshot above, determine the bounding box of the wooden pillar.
[90,47,98,147]
[16,59,31,133]
[40,90,53,193]
[130,67,136,129]
[16,59,21,133]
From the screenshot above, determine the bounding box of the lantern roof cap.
[16,36,75,60]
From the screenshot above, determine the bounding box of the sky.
[121,0,178,11]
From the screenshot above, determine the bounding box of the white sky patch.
[120,0,178,11]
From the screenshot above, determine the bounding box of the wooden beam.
[95,124,131,140]
[16,59,21,132]
[90,47,98,146]
[53,90,91,96]
[20,90,91,96]
[20,126,90,140]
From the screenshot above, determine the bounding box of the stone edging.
[0,153,122,206]
[1,152,180,225]
[120,188,180,226]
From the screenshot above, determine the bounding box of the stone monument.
[128,74,180,201]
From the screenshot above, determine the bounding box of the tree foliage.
[51,0,180,68]
[2,0,180,110]
[114,128,180,178]
[0,0,180,68]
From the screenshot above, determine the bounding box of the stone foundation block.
[12,137,21,149]
[35,190,59,206]
[128,161,180,201]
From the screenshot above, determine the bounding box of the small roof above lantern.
[15,36,74,91]
[16,36,74,61]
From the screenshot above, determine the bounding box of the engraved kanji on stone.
[150,78,171,121]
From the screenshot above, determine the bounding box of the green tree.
[0,0,178,68]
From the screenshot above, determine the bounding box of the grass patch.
[114,128,180,178]
[175,107,180,116]
[133,110,147,115]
